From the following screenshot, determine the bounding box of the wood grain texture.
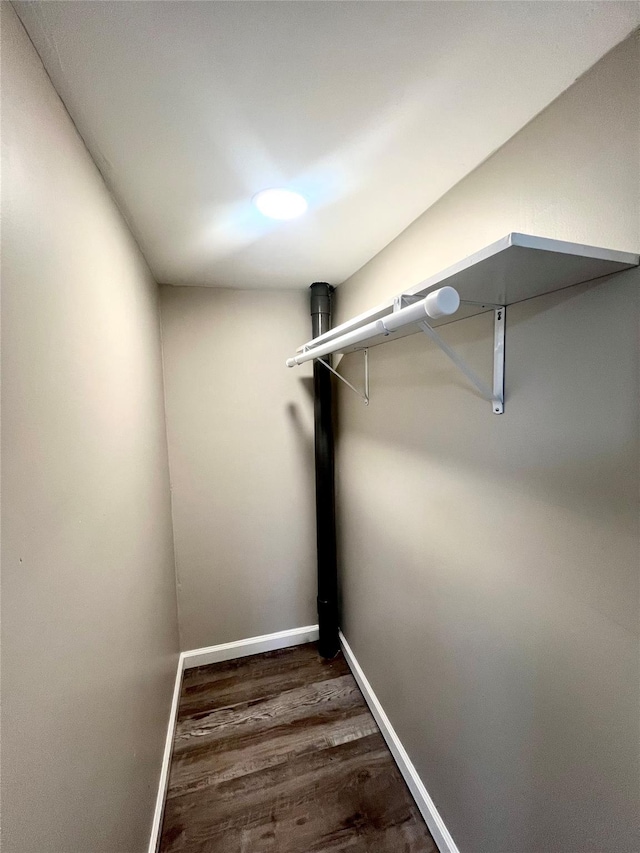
[160,643,437,853]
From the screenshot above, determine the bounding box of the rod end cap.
[425,286,460,319]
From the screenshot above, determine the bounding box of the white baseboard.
[339,631,460,853]
[181,624,319,670]
[148,651,185,853]
[148,624,319,851]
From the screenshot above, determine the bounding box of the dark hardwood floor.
[160,642,437,853]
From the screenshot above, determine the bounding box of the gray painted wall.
[1,7,180,851]
[160,286,316,651]
[335,33,639,853]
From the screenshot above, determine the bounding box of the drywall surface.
[1,7,180,853]
[335,32,640,853]
[160,286,317,650]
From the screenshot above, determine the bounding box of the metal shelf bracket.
[316,349,369,405]
[397,295,505,414]
[492,306,505,415]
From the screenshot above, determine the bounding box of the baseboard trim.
[339,631,460,853]
[148,651,185,853]
[181,624,320,670]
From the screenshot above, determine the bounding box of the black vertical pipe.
[310,282,339,659]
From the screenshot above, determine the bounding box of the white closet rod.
[286,286,460,367]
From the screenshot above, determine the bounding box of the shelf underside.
[300,233,638,356]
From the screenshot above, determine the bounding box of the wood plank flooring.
[160,642,437,853]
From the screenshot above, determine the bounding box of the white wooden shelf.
[288,233,638,414]
[299,233,638,356]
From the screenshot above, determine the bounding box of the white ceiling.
[15,1,640,289]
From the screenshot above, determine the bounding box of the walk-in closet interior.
[2,2,639,852]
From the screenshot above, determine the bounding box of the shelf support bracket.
[316,349,369,406]
[416,306,505,414]
[492,306,505,414]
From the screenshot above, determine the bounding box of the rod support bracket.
[394,293,423,312]
[317,349,369,405]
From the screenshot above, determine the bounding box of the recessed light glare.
[253,188,308,220]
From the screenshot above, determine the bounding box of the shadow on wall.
[286,388,315,491]
[333,269,639,851]
[335,267,639,634]
[335,272,636,522]
[285,390,317,627]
